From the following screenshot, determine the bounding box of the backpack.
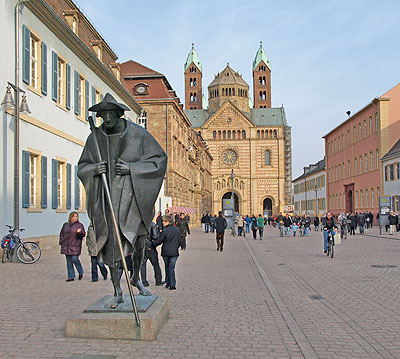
[1,235,15,250]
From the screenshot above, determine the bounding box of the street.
[0,226,399,358]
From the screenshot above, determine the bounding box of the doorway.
[263,198,273,216]
[222,192,239,213]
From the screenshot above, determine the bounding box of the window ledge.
[27,207,43,213]
[55,102,68,112]
[27,85,43,98]
[76,116,86,123]
[56,209,68,213]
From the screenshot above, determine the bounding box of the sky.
[76,0,400,177]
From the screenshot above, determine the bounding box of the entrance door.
[345,184,354,213]
[222,192,239,213]
[263,198,272,216]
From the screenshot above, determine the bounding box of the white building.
[0,0,143,243]
[292,158,326,217]
[381,139,400,212]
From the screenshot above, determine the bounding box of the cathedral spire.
[184,43,202,72]
[253,41,271,71]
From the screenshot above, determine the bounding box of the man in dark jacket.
[153,215,182,290]
[322,213,338,253]
[176,212,190,250]
[215,211,228,251]
[357,213,365,234]
[140,222,163,287]
[204,212,211,233]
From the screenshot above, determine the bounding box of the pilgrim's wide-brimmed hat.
[88,93,130,112]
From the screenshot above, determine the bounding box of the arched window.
[222,88,225,96]
[273,130,277,138]
[262,91,266,100]
[193,93,197,102]
[193,78,197,86]
[232,88,235,96]
[232,130,236,139]
[237,130,241,139]
[264,150,271,165]
[229,88,232,96]
[213,131,216,139]
[257,130,260,138]
[269,130,273,137]
[259,76,262,85]
[223,130,226,139]
[259,91,263,100]
[265,130,268,138]
[218,131,221,139]
[263,76,266,85]
[242,130,246,139]
[227,130,231,139]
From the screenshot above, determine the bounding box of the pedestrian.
[209,214,216,233]
[176,212,190,250]
[283,214,292,236]
[153,215,182,290]
[314,216,320,231]
[201,213,206,232]
[156,211,163,231]
[349,213,357,235]
[304,215,311,236]
[215,211,228,251]
[388,211,398,235]
[86,224,108,282]
[245,215,251,233]
[140,222,163,287]
[59,211,86,282]
[257,214,265,240]
[204,212,210,233]
[236,215,245,237]
[250,215,258,240]
[292,221,299,236]
[358,213,365,234]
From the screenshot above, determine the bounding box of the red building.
[323,82,400,216]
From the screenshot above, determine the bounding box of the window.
[359,156,363,174]
[79,75,85,118]
[52,159,71,211]
[355,191,359,209]
[375,112,379,131]
[366,189,369,208]
[360,190,364,208]
[397,163,400,180]
[30,33,39,89]
[377,187,380,203]
[355,158,358,175]
[334,139,337,153]
[57,56,65,105]
[347,130,350,145]
[371,188,375,208]
[264,150,271,165]
[57,161,64,209]
[358,123,362,140]
[22,150,46,210]
[376,149,379,169]
[242,130,246,139]
[385,165,388,181]
[390,163,394,181]
[343,162,345,178]
[213,131,216,139]
[137,111,147,129]
[370,152,374,171]
[369,116,373,134]
[29,153,38,207]
[365,154,368,172]
[353,126,357,142]
[348,160,351,177]
[364,120,367,137]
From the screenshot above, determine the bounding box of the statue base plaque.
[66,295,169,341]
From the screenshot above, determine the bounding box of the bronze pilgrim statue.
[78,93,167,309]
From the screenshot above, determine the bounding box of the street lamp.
[304,178,307,215]
[231,169,235,236]
[315,185,319,217]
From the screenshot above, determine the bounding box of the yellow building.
[184,44,292,216]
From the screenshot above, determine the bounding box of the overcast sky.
[76,0,400,177]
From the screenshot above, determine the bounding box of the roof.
[184,109,210,128]
[208,64,248,87]
[184,106,287,128]
[292,158,325,183]
[253,42,271,71]
[184,44,202,72]
[381,138,400,161]
[121,60,162,77]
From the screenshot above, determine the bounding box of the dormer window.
[110,63,120,81]
[91,40,103,61]
[63,10,79,35]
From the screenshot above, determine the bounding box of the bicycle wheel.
[17,242,41,264]
[330,241,334,258]
[1,247,8,263]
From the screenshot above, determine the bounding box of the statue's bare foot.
[131,279,152,296]
[105,290,124,309]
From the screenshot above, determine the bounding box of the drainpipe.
[165,103,168,196]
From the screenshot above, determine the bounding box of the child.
[292,222,299,236]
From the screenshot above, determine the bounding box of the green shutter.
[85,80,89,120]
[41,156,47,208]
[74,70,79,115]
[22,151,30,208]
[51,51,58,101]
[92,85,96,106]
[66,64,71,110]
[52,159,58,209]
[75,166,80,210]
[22,25,30,84]
[41,42,47,95]
[66,163,71,210]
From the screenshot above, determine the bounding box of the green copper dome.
[184,44,202,72]
[253,41,271,71]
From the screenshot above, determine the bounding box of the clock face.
[136,86,146,94]
[223,149,238,165]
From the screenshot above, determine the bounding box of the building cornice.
[26,0,142,114]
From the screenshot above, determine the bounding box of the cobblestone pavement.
[0,225,399,358]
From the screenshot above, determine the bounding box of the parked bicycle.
[1,225,41,264]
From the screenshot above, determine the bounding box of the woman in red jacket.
[59,212,86,282]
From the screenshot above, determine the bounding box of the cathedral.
[184,43,292,216]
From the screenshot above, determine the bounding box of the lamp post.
[304,178,307,216]
[315,185,318,217]
[230,169,235,236]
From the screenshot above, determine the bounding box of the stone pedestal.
[66,295,169,341]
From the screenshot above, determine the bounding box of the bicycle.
[326,230,335,258]
[1,225,41,264]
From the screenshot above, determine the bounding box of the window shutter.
[22,150,30,208]
[22,25,30,84]
[66,163,71,210]
[51,51,58,101]
[41,156,47,208]
[41,42,47,95]
[91,85,96,106]
[66,64,71,109]
[74,70,79,115]
[75,166,80,210]
[52,159,58,209]
[85,80,89,120]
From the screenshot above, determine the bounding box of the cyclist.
[322,212,337,254]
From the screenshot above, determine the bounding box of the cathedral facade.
[184,43,292,216]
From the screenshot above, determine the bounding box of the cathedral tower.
[184,44,203,109]
[253,42,271,108]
